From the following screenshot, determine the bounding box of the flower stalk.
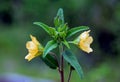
[59,43,64,82]
[67,66,73,82]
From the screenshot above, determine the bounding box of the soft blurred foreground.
[0,0,120,82]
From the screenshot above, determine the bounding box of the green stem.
[59,43,64,82]
[67,66,72,82]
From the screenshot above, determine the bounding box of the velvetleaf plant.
[25,8,93,82]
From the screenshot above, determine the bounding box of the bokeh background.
[0,0,120,82]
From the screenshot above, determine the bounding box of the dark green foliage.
[67,26,89,38]
[43,40,58,57]
[34,22,50,35]
[41,53,59,69]
[63,50,84,78]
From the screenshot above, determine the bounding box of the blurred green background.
[0,0,120,82]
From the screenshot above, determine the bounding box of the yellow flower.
[78,30,93,53]
[25,35,44,61]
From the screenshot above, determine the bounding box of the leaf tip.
[33,22,40,25]
[33,22,37,24]
[58,8,63,12]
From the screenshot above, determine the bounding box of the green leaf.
[63,50,84,78]
[33,22,50,34]
[43,40,58,57]
[54,8,64,27]
[62,40,70,49]
[58,23,68,32]
[59,31,66,39]
[57,8,64,24]
[41,53,58,69]
[67,26,89,38]
[49,27,58,39]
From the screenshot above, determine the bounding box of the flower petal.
[25,35,44,61]
[78,30,93,53]
[80,30,90,40]
[30,35,40,45]
[25,53,35,61]
[26,41,37,50]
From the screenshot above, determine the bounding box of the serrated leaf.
[43,40,58,57]
[63,50,84,79]
[41,53,58,69]
[67,26,89,38]
[33,22,50,34]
